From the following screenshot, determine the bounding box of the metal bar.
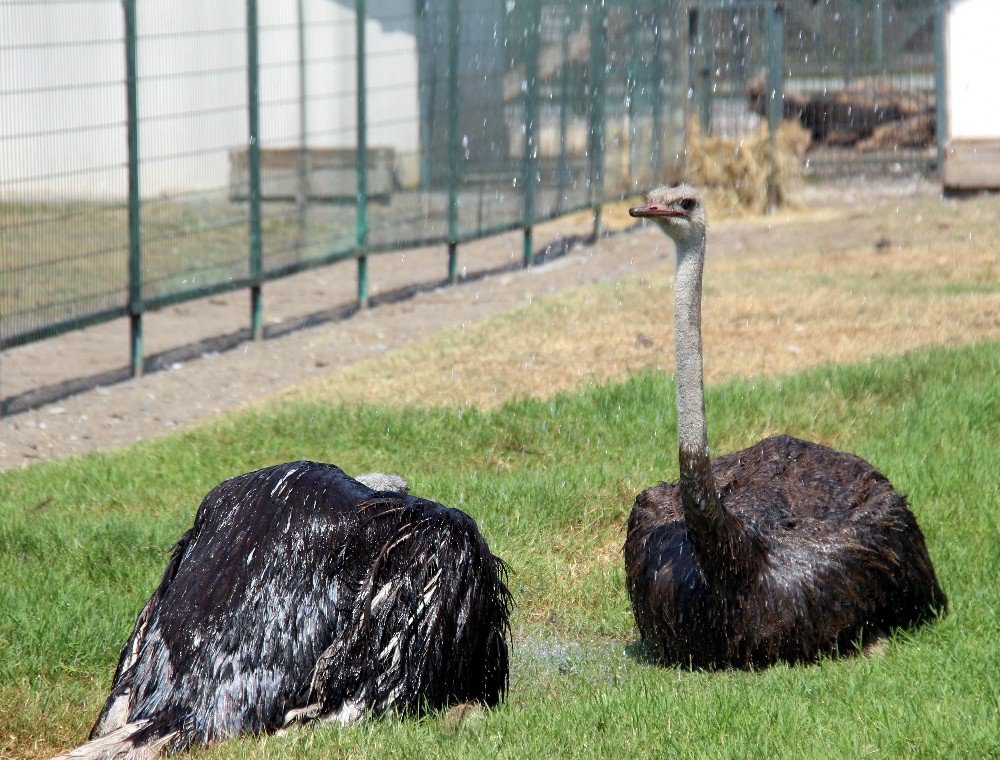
[874,0,884,66]
[698,0,773,9]
[447,0,460,278]
[765,0,784,211]
[356,0,369,308]
[555,11,571,214]
[685,5,699,166]
[0,187,624,356]
[296,0,310,224]
[1,306,132,354]
[627,56,638,192]
[650,11,665,184]
[522,0,541,266]
[934,0,948,176]
[418,3,434,194]
[589,0,607,238]
[357,256,368,307]
[852,0,862,75]
[447,242,458,285]
[696,9,711,132]
[246,0,264,340]
[123,0,143,376]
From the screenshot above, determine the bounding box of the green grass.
[1,341,997,758]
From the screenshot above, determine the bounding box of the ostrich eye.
[679,198,697,212]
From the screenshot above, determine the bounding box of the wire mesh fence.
[691,0,940,177]
[136,3,251,311]
[0,0,689,364]
[785,0,939,177]
[0,0,131,350]
[0,0,943,380]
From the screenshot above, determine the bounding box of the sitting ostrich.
[623,184,946,669]
[58,463,511,758]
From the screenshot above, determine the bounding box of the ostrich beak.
[629,204,685,219]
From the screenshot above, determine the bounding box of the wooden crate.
[229,147,395,201]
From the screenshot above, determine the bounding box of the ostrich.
[58,463,511,758]
[623,184,946,669]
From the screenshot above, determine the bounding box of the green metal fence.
[690,0,941,177]
[785,0,941,176]
[0,0,687,376]
[0,0,944,391]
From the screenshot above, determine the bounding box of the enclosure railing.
[688,0,942,177]
[0,0,686,375]
[0,0,946,399]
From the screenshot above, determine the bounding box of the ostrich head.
[356,472,409,494]
[629,184,706,248]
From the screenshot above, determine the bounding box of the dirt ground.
[1,177,995,471]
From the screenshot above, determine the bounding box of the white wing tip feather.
[51,721,175,760]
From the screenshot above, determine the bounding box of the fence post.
[446,0,459,283]
[626,44,636,188]
[874,0,884,66]
[765,1,784,212]
[418,5,434,196]
[650,11,665,185]
[246,0,264,340]
[555,12,571,216]
[589,0,607,240]
[296,0,309,232]
[356,0,369,308]
[848,0,861,79]
[521,0,541,267]
[684,5,698,172]
[934,0,948,176]
[123,0,143,376]
[698,15,712,132]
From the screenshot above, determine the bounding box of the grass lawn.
[297,193,999,410]
[1,340,997,758]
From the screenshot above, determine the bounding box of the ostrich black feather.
[625,435,947,668]
[625,184,946,670]
[65,461,510,756]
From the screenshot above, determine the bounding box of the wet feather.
[62,461,510,757]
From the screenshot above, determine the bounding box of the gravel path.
[0,179,942,471]
[0,209,643,469]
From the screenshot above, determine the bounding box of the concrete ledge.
[943,139,1000,190]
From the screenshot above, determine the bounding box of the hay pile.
[684,118,809,214]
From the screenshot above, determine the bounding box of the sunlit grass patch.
[290,196,998,412]
[1,341,997,757]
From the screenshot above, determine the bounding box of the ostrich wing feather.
[80,461,510,756]
[298,496,512,723]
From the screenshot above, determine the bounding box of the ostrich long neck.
[673,236,711,470]
[673,233,758,581]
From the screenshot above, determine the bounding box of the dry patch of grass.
[686,118,809,213]
[289,196,998,411]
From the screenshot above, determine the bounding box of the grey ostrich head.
[629,183,707,248]
[356,472,409,494]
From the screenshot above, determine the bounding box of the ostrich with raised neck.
[624,184,946,668]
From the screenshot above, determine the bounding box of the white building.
[942,0,1000,189]
[0,0,421,201]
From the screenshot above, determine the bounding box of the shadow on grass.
[622,639,661,667]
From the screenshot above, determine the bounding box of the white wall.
[947,0,1000,140]
[0,2,128,200]
[0,0,419,201]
